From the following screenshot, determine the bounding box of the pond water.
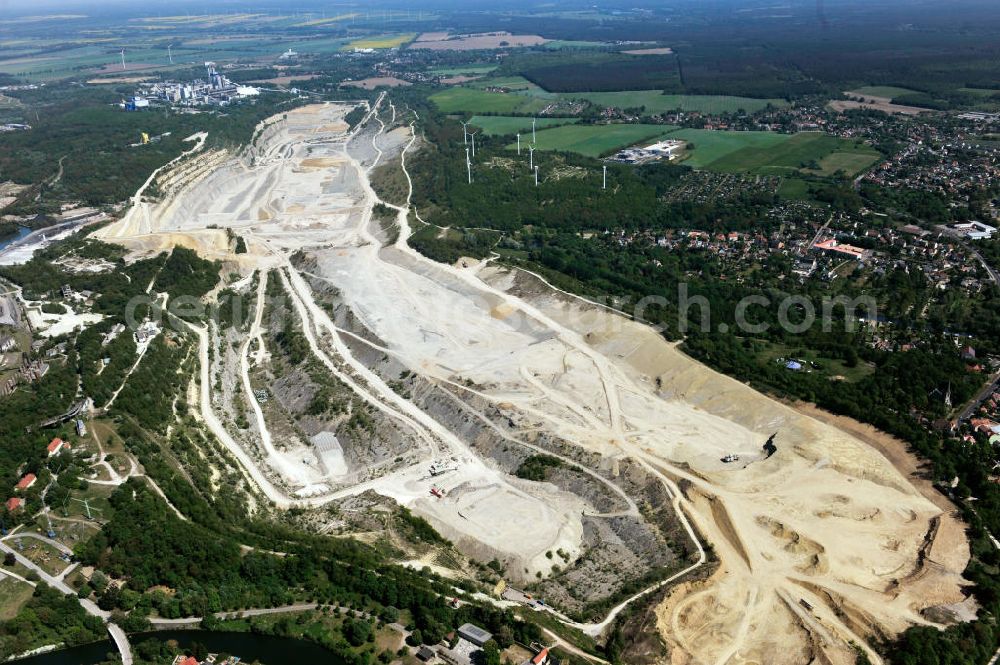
[0,226,31,252]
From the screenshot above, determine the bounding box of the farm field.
[671,129,878,176]
[812,148,881,176]
[410,32,548,50]
[509,123,679,157]
[566,91,789,114]
[469,115,578,136]
[848,85,920,99]
[959,87,1000,97]
[342,33,416,50]
[470,75,549,92]
[668,129,791,168]
[427,64,497,76]
[429,87,550,114]
[432,83,788,116]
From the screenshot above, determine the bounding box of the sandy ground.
[25,302,103,337]
[94,101,971,663]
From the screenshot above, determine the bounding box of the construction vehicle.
[429,460,457,477]
[430,486,444,498]
[721,454,740,463]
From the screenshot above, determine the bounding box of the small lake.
[11,630,344,665]
[0,226,32,253]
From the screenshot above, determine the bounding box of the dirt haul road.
[97,102,970,665]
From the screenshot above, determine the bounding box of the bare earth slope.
[95,101,970,665]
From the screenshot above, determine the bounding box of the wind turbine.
[516,133,521,155]
[603,165,607,190]
[469,131,477,158]
[534,165,539,187]
[120,48,126,71]
[528,145,534,171]
[460,121,469,145]
[466,147,472,184]
[167,43,174,64]
[532,117,536,143]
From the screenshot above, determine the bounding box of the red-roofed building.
[15,473,36,491]
[5,497,22,512]
[531,648,549,665]
[813,238,868,260]
[47,438,68,457]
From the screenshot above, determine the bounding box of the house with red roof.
[5,497,22,512]
[15,473,36,491]
[530,647,549,665]
[47,438,69,457]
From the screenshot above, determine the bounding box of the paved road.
[107,623,133,665]
[968,245,1000,288]
[957,371,1000,422]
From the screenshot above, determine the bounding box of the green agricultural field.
[671,129,877,176]
[469,76,560,98]
[509,123,679,157]
[668,129,791,168]
[565,91,789,114]
[848,85,920,98]
[427,64,497,76]
[957,87,998,97]
[433,83,787,116]
[469,115,579,136]
[429,87,550,114]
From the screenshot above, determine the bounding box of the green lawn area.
[509,123,679,157]
[672,129,877,176]
[429,86,550,114]
[427,64,497,76]
[848,85,920,99]
[564,91,788,114]
[469,115,578,136]
[753,339,874,383]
